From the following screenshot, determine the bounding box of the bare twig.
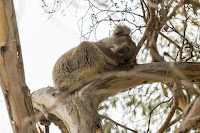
[100,115,138,133]
[167,2,184,20]
[168,21,192,47]
[77,0,144,41]
[163,52,175,61]
[140,0,147,23]
[147,98,172,132]
[153,28,181,49]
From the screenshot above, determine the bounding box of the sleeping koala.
[52,25,136,93]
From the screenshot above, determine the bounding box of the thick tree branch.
[32,62,200,133]
[96,62,200,101]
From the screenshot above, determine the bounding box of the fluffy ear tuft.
[113,25,131,36]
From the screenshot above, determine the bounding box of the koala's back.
[52,41,118,93]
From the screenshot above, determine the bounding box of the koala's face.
[97,25,136,64]
[110,35,136,61]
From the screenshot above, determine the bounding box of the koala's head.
[99,25,136,63]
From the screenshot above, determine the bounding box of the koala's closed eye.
[117,46,129,55]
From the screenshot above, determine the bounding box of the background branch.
[100,115,137,133]
[158,82,180,133]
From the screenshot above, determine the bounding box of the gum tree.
[1,0,200,133]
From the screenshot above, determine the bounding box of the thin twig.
[146,97,172,132]
[100,115,138,133]
[167,2,184,20]
[153,28,181,49]
[140,0,147,23]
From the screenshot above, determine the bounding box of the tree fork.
[32,87,103,133]
[0,0,37,132]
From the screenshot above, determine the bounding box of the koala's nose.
[117,46,129,55]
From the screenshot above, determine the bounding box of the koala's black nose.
[117,46,129,55]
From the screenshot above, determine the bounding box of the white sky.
[15,0,81,91]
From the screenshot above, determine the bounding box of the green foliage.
[98,97,119,111]
[102,120,112,133]
[162,87,168,97]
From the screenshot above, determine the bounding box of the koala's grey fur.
[52,25,136,93]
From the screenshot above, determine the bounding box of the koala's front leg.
[71,41,103,67]
[72,41,118,72]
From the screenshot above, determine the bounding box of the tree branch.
[153,28,181,49]
[168,97,196,127]
[129,0,156,63]
[32,87,102,133]
[95,62,200,101]
[167,2,184,20]
[176,97,200,132]
[100,115,137,133]
[147,98,172,132]
[32,62,200,133]
[157,82,180,133]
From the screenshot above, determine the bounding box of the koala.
[52,25,136,93]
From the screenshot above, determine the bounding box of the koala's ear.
[113,25,131,36]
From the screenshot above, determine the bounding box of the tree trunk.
[0,0,37,132]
